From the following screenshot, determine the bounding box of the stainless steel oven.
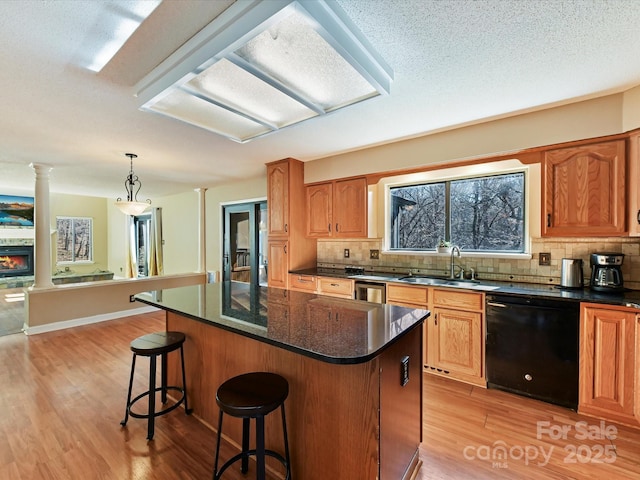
[354,281,386,303]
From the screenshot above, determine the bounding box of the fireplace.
[0,246,34,278]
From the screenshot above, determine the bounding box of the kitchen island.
[135,281,429,480]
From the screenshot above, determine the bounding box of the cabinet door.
[306,183,332,237]
[628,132,640,237]
[333,178,367,238]
[580,305,637,423]
[430,307,482,378]
[267,240,288,289]
[267,162,289,236]
[542,140,626,236]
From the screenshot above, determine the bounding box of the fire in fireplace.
[0,246,34,278]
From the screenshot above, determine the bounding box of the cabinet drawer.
[433,289,483,310]
[289,274,318,292]
[318,277,354,298]
[387,284,428,306]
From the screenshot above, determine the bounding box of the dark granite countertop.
[134,282,429,365]
[290,267,640,308]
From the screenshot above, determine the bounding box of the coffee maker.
[590,252,624,292]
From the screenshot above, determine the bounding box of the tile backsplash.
[317,237,640,290]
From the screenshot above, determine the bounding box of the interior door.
[223,202,267,286]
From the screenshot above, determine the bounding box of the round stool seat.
[213,372,291,480]
[130,331,185,356]
[216,372,288,418]
[120,331,190,440]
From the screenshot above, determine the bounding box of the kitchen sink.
[398,276,450,286]
[397,276,489,289]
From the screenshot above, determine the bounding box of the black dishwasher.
[485,294,579,410]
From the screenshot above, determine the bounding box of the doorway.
[133,214,151,277]
[223,202,267,286]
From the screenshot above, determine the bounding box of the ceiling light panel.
[235,9,379,111]
[135,0,393,143]
[150,89,271,141]
[185,58,317,128]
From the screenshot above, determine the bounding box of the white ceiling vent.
[134,0,393,143]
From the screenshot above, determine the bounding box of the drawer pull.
[330,283,339,287]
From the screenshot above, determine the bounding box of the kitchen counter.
[135,281,428,479]
[291,267,640,307]
[135,281,428,364]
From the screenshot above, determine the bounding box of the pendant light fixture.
[115,153,151,216]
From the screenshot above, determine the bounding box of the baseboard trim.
[23,306,159,336]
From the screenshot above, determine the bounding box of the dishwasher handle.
[486,301,507,308]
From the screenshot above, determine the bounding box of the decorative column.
[195,188,207,275]
[29,163,54,289]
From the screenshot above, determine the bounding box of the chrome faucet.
[449,245,461,279]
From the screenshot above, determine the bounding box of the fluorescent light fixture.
[134,0,393,143]
[86,0,161,72]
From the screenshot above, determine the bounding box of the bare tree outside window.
[57,217,93,263]
[389,172,525,253]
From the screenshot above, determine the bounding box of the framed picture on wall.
[0,194,34,227]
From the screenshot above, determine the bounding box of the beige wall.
[107,190,201,276]
[50,193,109,274]
[304,94,625,183]
[155,191,200,275]
[623,84,640,132]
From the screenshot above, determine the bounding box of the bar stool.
[213,372,291,480]
[120,331,191,440]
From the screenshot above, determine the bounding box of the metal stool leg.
[120,353,136,426]
[213,410,224,480]
[241,417,250,473]
[281,404,291,479]
[147,354,157,440]
[256,415,266,480]
[161,352,168,404]
[180,344,192,414]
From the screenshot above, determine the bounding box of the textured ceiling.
[1,0,640,200]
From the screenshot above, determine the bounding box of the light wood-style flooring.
[0,311,638,479]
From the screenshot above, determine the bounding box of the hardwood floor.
[0,311,638,479]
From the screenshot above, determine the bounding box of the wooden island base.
[166,311,423,480]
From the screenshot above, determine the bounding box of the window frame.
[383,163,532,259]
[56,216,94,264]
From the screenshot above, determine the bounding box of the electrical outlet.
[539,252,551,266]
[344,248,350,258]
[400,356,410,386]
[370,249,380,260]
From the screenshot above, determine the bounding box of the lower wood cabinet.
[579,303,640,427]
[317,277,354,299]
[289,273,318,293]
[267,240,288,288]
[387,284,485,387]
[429,289,484,386]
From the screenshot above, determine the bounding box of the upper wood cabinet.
[266,158,317,289]
[542,140,626,236]
[628,132,640,237]
[267,161,290,237]
[579,303,639,427]
[306,177,367,238]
